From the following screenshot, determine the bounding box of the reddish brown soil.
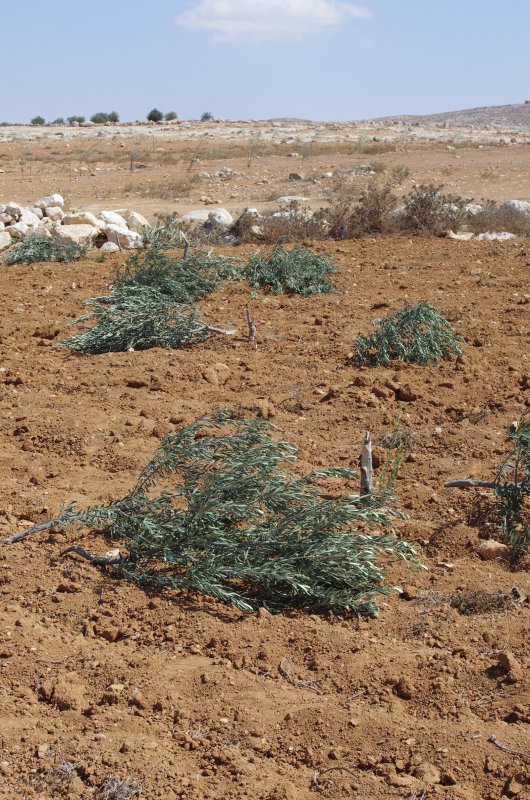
[0,237,529,800]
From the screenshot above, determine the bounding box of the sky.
[2,0,530,123]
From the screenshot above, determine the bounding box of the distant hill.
[375,102,530,130]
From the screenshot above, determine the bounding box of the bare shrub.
[326,182,398,239]
[466,201,530,236]
[232,204,329,244]
[398,184,464,235]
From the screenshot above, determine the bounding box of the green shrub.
[495,409,530,559]
[91,111,119,124]
[165,111,178,121]
[30,410,419,613]
[355,302,464,366]
[5,237,86,265]
[147,108,163,123]
[201,111,214,122]
[57,284,213,354]
[67,115,85,124]
[115,249,240,304]
[30,116,45,126]
[245,244,337,295]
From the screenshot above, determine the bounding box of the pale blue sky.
[3,0,529,123]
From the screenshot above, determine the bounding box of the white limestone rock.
[99,241,120,253]
[44,206,65,222]
[104,224,143,249]
[475,231,516,241]
[99,210,128,227]
[127,211,150,233]
[35,194,64,209]
[504,199,530,215]
[181,209,212,223]
[7,222,29,238]
[52,224,98,245]
[207,209,233,228]
[6,202,24,218]
[0,230,12,250]
[63,211,102,228]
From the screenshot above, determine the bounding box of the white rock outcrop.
[99,210,128,227]
[52,224,99,245]
[475,231,516,241]
[63,211,102,228]
[44,206,65,222]
[207,208,233,228]
[104,224,143,249]
[504,199,530,215]
[35,194,64,209]
[127,211,150,232]
[0,230,12,250]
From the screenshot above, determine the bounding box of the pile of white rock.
[0,193,150,252]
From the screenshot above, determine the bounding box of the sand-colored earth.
[0,120,529,799]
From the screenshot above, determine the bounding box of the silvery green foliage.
[42,410,419,613]
[58,284,210,354]
[246,244,337,296]
[355,302,464,366]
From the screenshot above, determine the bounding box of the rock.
[0,213,13,224]
[400,584,418,601]
[202,363,231,387]
[463,203,483,215]
[414,762,441,785]
[52,224,98,245]
[37,743,50,758]
[99,241,120,253]
[393,677,415,699]
[104,224,143,249]
[127,211,150,233]
[475,231,516,241]
[477,540,510,561]
[7,222,29,238]
[498,652,524,681]
[0,231,12,250]
[396,384,418,402]
[44,206,65,222]
[207,208,234,228]
[35,194,64,209]
[446,230,474,241]
[19,208,41,227]
[277,195,309,204]
[63,211,101,228]
[503,775,526,797]
[504,199,530,215]
[288,172,305,181]
[30,206,44,219]
[6,202,24,218]
[181,208,211,223]
[99,210,128,227]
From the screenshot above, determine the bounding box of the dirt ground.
[0,232,529,800]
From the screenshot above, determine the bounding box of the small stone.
[397,384,418,402]
[99,242,120,253]
[498,651,524,681]
[394,677,415,700]
[37,743,50,758]
[477,540,510,561]
[414,762,441,785]
[504,775,525,797]
[400,585,417,601]
[288,172,305,181]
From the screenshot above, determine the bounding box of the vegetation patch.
[355,302,464,366]
[5,236,86,265]
[57,285,214,354]
[245,244,337,295]
[23,411,419,613]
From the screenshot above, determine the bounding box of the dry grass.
[466,201,530,235]
[449,589,517,616]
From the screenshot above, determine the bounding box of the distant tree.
[165,111,178,121]
[107,110,119,123]
[31,116,45,126]
[52,117,65,125]
[67,115,85,125]
[147,108,163,123]
[201,111,214,122]
[91,112,109,124]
